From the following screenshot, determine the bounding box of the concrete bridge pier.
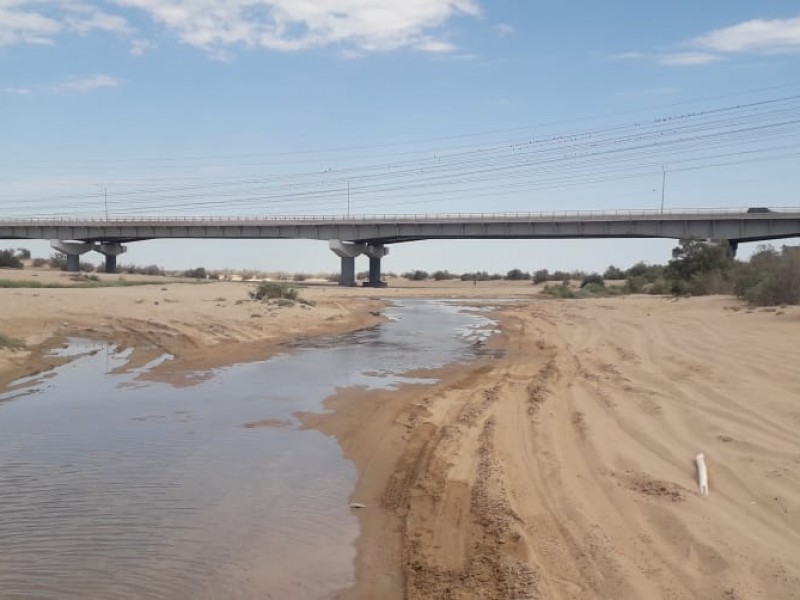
[364,244,389,288]
[50,240,93,272]
[329,240,363,287]
[96,243,127,274]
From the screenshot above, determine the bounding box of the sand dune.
[312,296,800,599]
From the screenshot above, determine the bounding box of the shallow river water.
[0,300,496,600]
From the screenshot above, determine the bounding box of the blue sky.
[2,1,799,273]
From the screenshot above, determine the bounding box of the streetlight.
[660,166,667,214]
[94,184,109,219]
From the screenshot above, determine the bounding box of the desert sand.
[305,295,800,599]
[0,267,388,388]
[3,269,800,599]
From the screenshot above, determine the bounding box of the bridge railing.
[1,207,799,226]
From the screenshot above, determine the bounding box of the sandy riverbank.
[304,294,800,599]
[4,271,800,599]
[0,268,392,388]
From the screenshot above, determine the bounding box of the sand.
[305,295,800,599]
[0,267,386,388]
[3,270,800,599]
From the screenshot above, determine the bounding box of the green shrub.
[541,283,575,299]
[0,332,25,350]
[603,265,625,280]
[250,281,299,301]
[734,246,800,306]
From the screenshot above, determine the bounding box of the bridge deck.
[2,208,800,245]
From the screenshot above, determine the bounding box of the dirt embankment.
[305,296,800,599]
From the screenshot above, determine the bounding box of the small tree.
[603,265,625,280]
[665,239,734,295]
[432,270,455,281]
[505,268,531,281]
[0,250,23,269]
[532,269,549,284]
[182,267,207,279]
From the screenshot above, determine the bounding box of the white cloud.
[0,1,133,46]
[492,23,514,37]
[58,74,121,91]
[694,16,800,54]
[130,37,154,55]
[3,86,33,95]
[0,0,481,56]
[614,14,800,68]
[656,52,723,66]
[115,0,480,53]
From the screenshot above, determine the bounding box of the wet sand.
[4,271,800,598]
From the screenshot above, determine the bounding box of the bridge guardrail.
[1,207,799,226]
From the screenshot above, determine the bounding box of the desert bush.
[541,283,575,299]
[293,273,307,282]
[249,281,299,301]
[532,269,549,284]
[734,246,800,306]
[432,270,456,281]
[647,278,671,295]
[0,331,25,350]
[31,258,47,267]
[0,250,23,269]
[505,268,531,281]
[49,254,66,270]
[580,273,605,288]
[402,270,429,281]
[182,267,207,279]
[603,265,625,280]
[551,270,572,283]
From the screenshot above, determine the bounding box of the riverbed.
[0,300,495,600]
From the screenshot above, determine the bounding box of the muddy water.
[0,300,496,600]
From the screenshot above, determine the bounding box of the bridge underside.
[2,211,799,281]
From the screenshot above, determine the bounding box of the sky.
[1,0,800,274]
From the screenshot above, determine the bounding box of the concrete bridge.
[2,208,799,286]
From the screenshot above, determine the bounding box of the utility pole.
[660,166,666,214]
[104,187,109,220]
[347,181,350,217]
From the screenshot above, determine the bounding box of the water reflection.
[0,300,496,599]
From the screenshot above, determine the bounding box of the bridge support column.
[50,240,93,272]
[329,240,364,287]
[95,243,127,274]
[340,256,356,287]
[727,239,740,258]
[363,244,389,288]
